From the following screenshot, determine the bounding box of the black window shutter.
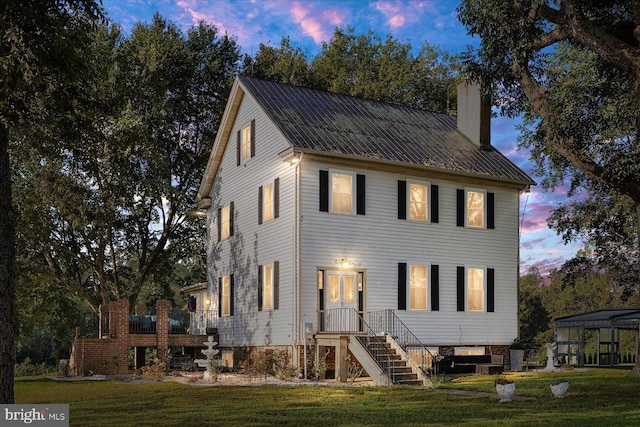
[318,270,325,311]
[229,274,234,316]
[487,268,495,312]
[319,170,329,212]
[258,186,263,225]
[398,263,407,310]
[487,192,495,229]
[258,265,263,311]
[217,208,221,242]
[456,189,464,227]
[236,130,241,166]
[356,174,365,215]
[397,180,406,219]
[274,178,280,219]
[218,277,222,317]
[457,266,465,311]
[274,261,279,310]
[188,295,196,312]
[431,184,439,223]
[250,119,256,158]
[431,265,439,311]
[229,201,234,236]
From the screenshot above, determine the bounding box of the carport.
[554,308,639,366]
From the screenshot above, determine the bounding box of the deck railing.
[367,309,436,373]
[127,313,204,334]
[187,310,218,335]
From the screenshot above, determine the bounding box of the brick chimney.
[456,82,491,150]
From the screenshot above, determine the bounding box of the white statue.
[543,342,556,371]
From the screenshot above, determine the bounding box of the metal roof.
[555,308,640,330]
[239,76,535,187]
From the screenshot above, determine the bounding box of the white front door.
[324,271,359,332]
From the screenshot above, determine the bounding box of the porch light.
[336,258,360,268]
[279,148,302,165]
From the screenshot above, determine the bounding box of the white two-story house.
[193,76,534,384]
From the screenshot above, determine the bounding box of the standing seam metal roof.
[239,76,534,186]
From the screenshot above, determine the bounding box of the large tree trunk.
[0,122,15,403]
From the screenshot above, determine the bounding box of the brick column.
[116,299,130,374]
[156,300,170,367]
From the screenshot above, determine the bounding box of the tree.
[519,268,551,345]
[243,37,313,86]
[458,0,640,371]
[12,14,240,322]
[1,0,104,404]
[309,27,459,113]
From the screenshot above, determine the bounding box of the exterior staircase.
[324,308,432,387]
[364,338,422,386]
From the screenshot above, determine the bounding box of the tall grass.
[15,369,640,426]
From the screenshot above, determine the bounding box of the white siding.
[299,160,520,346]
[205,93,296,348]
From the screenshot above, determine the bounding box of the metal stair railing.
[323,308,400,384]
[368,309,436,374]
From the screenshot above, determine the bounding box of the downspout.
[292,153,303,369]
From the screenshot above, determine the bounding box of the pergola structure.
[554,308,640,367]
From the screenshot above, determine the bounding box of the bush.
[15,357,55,377]
[141,358,166,381]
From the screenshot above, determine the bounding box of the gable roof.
[197,76,534,207]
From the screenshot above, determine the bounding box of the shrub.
[141,358,166,381]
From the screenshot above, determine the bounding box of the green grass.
[15,369,640,426]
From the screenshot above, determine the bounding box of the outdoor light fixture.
[336,258,360,268]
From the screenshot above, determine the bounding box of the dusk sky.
[103,0,584,276]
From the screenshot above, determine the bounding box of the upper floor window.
[332,172,354,214]
[409,183,428,221]
[217,202,234,241]
[466,190,485,228]
[236,119,255,165]
[457,188,494,229]
[259,178,280,224]
[319,170,365,215]
[398,181,439,223]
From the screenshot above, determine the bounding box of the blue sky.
[103,0,583,276]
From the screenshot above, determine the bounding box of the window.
[259,261,279,311]
[221,275,231,317]
[455,347,485,356]
[241,125,251,163]
[262,264,273,310]
[398,181,438,223]
[319,170,365,215]
[409,265,427,310]
[467,268,485,311]
[457,266,494,312]
[219,205,231,240]
[409,183,428,221]
[467,190,485,228]
[259,178,279,224]
[457,189,494,229]
[332,172,353,214]
[236,120,255,165]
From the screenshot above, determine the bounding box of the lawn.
[15,369,640,426]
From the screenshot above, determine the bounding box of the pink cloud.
[373,0,429,29]
[290,1,331,44]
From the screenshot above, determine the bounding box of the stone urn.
[550,381,569,398]
[495,378,515,403]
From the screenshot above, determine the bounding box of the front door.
[324,271,359,332]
